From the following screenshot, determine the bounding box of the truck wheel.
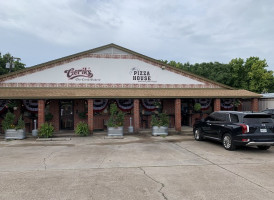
[222,133,236,151]
[194,128,203,141]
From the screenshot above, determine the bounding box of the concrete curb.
[36,137,71,141]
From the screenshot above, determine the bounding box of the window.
[212,113,226,122]
[243,115,273,124]
[230,114,239,123]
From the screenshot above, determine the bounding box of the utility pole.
[5,56,21,72]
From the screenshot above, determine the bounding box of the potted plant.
[2,111,26,139]
[75,121,89,136]
[16,115,26,139]
[38,122,54,138]
[107,103,125,136]
[194,103,202,112]
[151,113,169,136]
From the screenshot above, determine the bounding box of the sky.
[1,0,274,71]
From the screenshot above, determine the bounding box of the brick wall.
[214,99,221,111]
[133,99,140,133]
[251,98,259,112]
[175,99,181,132]
[74,99,87,129]
[48,100,60,131]
[162,99,175,114]
[38,100,45,129]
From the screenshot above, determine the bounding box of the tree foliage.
[163,57,274,93]
[0,53,25,76]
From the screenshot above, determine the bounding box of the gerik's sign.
[64,68,93,80]
[64,67,100,82]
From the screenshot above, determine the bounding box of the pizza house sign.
[130,67,156,83]
[64,68,100,81]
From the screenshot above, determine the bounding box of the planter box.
[107,126,123,136]
[5,129,26,140]
[152,126,168,136]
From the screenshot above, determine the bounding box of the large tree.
[0,53,25,76]
[164,57,274,93]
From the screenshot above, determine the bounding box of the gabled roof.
[0,43,231,89]
[0,43,261,99]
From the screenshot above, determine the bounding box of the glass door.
[60,100,74,130]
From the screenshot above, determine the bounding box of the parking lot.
[0,133,274,200]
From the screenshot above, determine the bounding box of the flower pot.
[5,129,25,140]
[107,126,123,136]
[152,126,168,136]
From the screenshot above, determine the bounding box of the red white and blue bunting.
[0,100,8,113]
[141,99,160,111]
[23,100,38,112]
[116,99,134,111]
[221,99,234,110]
[93,99,109,112]
[195,99,212,110]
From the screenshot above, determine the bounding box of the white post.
[128,117,133,133]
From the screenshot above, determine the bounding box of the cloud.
[0,0,274,70]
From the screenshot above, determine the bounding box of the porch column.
[87,99,94,133]
[214,98,221,111]
[133,99,140,133]
[251,98,259,112]
[38,100,45,129]
[175,99,181,133]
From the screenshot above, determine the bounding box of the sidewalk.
[0,126,193,142]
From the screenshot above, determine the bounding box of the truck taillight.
[240,124,249,134]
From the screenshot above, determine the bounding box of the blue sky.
[1,0,274,71]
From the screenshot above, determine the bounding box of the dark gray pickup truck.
[193,111,274,151]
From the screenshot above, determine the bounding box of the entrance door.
[60,100,74,130]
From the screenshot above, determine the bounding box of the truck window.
[230,114,239,123]
[243,115,273,124]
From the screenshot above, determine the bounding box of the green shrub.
[107,103,125,127]
[75,121,89,136]
[151,114,159,127]
[16,115,25,130]
[158,113,169,127]
[194,103,201,112]
[1,111,15,130]
[38,122,54,138]
[151,113,169,127]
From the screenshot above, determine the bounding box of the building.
[0,44,261,134]
[259,93,274,111]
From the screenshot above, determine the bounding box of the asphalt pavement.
[0,132,274,200]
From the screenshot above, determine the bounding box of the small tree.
[38,122,54,138]
[107,103,125,127]
[75,122,89,136]
[1,111,15,130]
[151,113,169,127]
[16,115,25,130]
